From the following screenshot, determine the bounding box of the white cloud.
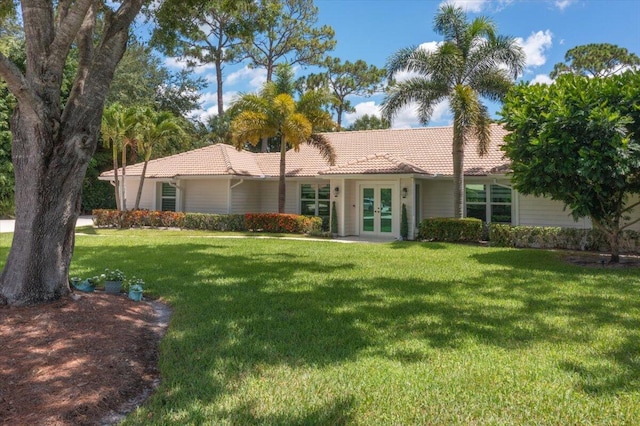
[530,74,554,85]
[225,66,267,90]
[189,90,239,123]
[553,0,578,10]
[388,100,451,129]
[418,41,441,53]
[439,0,488,13]
[516,30,553,69]
[164,56,218,74]
[343,101,382,126]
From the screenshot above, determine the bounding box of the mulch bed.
[564,252,640,268]
[0,292,170,426]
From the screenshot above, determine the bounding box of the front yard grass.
[2,229,639,424]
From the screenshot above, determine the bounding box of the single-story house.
[99,124,640,240]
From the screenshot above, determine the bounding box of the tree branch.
[0,51,37,107]
[47,0,93,76]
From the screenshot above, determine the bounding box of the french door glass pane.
[362,188,374,232]
[380,188,392,232]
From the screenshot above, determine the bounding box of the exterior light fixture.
[334,186,340,197]
[402,187,408,198]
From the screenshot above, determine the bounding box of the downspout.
[228,179,244,214]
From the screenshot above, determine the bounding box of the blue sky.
[165,0,640,128]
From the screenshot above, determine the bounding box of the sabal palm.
[231,80,336,213]
[134,108,186,209]
[382,5,525,218]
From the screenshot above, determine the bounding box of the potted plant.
[71,276,97,293]
[127,277,145,302]
[104,268,126,294]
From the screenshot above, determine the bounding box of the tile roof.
[100,124,510,179]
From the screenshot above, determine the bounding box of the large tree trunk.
[0,0,143,305]
[0,107,93,305]
[452,125,465,219]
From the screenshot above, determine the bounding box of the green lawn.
[2,229,640,425]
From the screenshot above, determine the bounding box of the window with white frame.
[300,183,330,221]
[161,183,177,211]
[465,183,512,223]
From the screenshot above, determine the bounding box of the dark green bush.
[489,224,640,254]
[418,217,483,242]
[183,213,246,231]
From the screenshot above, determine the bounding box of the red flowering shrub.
[244,213,322,234]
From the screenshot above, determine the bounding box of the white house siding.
[343,180,358,236]
[257,181,279,212]
[517,194,592,228]
[182,179,229,214]
[422,180,454,218]
[121,177,157,210]
[230,179,261,214]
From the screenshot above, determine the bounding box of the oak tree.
[0,1,144,305]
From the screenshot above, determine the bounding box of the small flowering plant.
[104,268,126,282]
[128,277,145,288]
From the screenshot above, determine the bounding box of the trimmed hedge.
[244,213,322,234]
[489,223,640,254]
[183,213,245,231]
[93,209,186,228]
[92,209,322,235]
[418,217,483,242]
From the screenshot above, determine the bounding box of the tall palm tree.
[381,5,525,218]
[101,103,143,211]
[231,65,336,212]
[134,108,186,210]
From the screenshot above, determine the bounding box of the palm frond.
[282,113,312,150]
[306,133,336,166]
[469,69,513,102]
[230,111,273,148]
[473,104,492,156]
[381,77,449,124]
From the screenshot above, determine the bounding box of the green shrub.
[418,217,483,242]
[400,203,408,240]
[183,213,246,231]
[330,202,338,234]
[488,224,640,254]
[245,213,322,234]
[92,209,185,229]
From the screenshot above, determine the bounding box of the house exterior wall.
[121,177,156,210]
[230,179,261,214]
[181,179,229,214]
[422,180,454,218]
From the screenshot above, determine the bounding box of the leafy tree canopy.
[242,0,336,81]
[500,71,640,262]
[347,114,390,131]
[550,43,640,79]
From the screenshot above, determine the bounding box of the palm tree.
[134,108,186,210]
[231,65,336,212]
[381,5,525,218]
[101,104,142,211]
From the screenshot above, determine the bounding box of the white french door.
[361,185,395,236]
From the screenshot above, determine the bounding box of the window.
[300,183,330,225]
[465,183,512,223]
[161,183,176,211]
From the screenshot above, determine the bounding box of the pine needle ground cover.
[2,230,639,424]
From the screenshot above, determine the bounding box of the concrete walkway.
[0,216,95,233]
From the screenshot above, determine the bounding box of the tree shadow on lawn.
[69,241,640,420]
